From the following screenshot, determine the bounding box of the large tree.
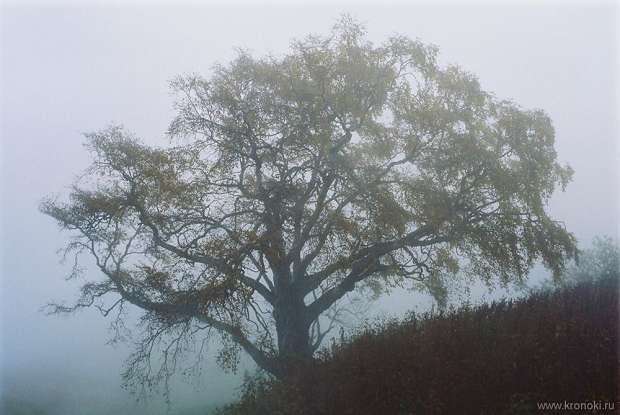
[42,17,577,384]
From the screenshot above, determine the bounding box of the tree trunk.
[273,288,313,380]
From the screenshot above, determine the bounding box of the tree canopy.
[42,17,577,385]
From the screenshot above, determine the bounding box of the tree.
[42,17,577,385]
[564,236,619,286]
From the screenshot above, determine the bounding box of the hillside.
[219,277,618,414]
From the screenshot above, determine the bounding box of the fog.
[1,2,617,413]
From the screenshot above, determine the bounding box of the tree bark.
[273,286,313,379]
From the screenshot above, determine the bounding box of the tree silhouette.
[42,17,577,384]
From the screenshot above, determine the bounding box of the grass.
[218,276,618,414]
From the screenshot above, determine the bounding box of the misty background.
[1,2,618,414]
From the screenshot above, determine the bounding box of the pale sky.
[1,2,618,413]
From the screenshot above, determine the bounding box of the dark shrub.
[218,277,618,414]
